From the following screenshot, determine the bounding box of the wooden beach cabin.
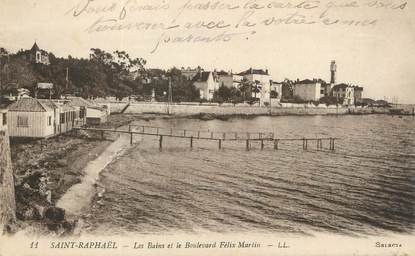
[7,98,55,138]
[67,97,108,125]
[40,100,83,135]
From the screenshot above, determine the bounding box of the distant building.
[293,79,322,101]
[192,71,219,100]
[21,42,50,65]
[182,67,202,80]
[332,83,355,106]
[270,81,283,105]
[353,86,364,104]
[216,70,243,88]
[238,68,272,105]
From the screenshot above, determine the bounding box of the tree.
[239,77,252,102]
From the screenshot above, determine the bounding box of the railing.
[74,125,339,152]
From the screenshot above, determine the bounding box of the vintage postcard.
[0,0,414,255]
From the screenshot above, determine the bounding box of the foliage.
[0,47,201,102]
[213,85,243,104]
[319,96,340,106]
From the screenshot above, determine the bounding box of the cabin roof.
[67,97,95,107]
[38,99,59,110]
[60,103,76,112]
[8,98,53,112]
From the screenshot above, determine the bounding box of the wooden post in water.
[184,130,186,137]
[190,136,193,149]
[211,131,214,139]
[159,135,163,150]
[246,140,250,150]
[130,132,133,145]
[274,139,279,150]
[219,139,222,150]
[261,140,264,150]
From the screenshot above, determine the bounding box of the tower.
[330,60,337,85]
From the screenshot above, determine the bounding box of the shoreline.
[9,114,151,235]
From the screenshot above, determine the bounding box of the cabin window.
[48,116,52,126]
[17,116,29,127]
[2,113,6,126]
[60,113,65,124]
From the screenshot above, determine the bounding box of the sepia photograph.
[0,0,414,255]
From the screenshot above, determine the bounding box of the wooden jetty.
[74,125,338,151]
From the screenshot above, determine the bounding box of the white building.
[217,71,243,89]
[238,68,272,106]
[192,71,219,100]
[181,67,202,80]
[22,42,50,65]
[293,80,322,101]
[332,83,355,106]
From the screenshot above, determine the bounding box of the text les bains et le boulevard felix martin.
[41,240,289,249]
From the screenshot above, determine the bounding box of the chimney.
[265,69,269,75]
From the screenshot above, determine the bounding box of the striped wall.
[7,111,54,138]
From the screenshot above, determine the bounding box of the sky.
[1,0,414,103]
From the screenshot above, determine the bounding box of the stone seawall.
[123,103,387,116]
[0,129,16,230]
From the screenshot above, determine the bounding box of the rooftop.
[192,71,211,82]
[238,68,269,76]
[8,98,52,112]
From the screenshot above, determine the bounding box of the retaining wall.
[0,129,16,230]
[123,103,387,116]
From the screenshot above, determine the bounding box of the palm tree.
[239,77,252,102]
